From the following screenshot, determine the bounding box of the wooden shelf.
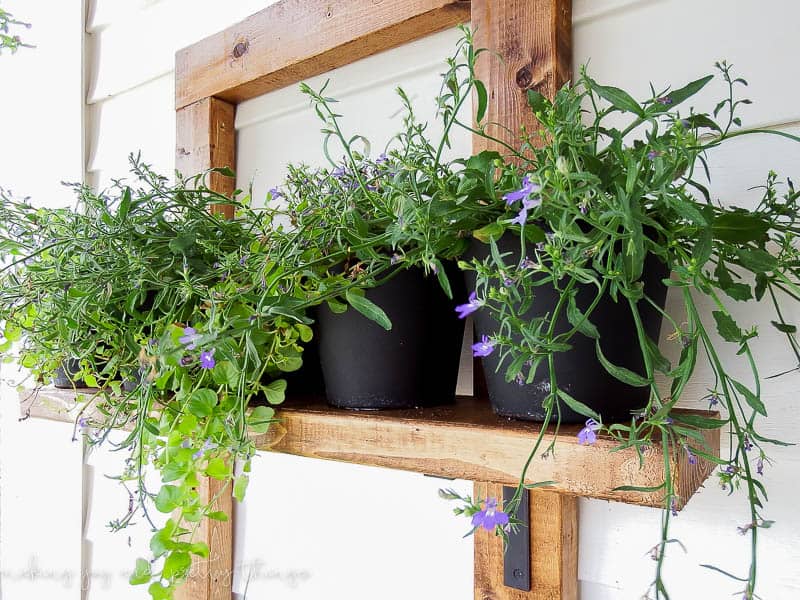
[20,388,718,509]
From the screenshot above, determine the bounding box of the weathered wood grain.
[474,486,578,600]
[175,0,471,109]
[175,96,236,218]
[23,389,719,510]
[471,0,572,156]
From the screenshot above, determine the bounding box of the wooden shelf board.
[19,388,718,509]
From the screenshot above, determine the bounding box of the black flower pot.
[317,265,465,409]
[282,319,326,398]
[465,234,668,423]
[53,359,88,389]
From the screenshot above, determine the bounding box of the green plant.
[433,32,800,600]
[0,5,31,54]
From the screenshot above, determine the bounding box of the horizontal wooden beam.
[22,389,718,509]
[174,0,471,109]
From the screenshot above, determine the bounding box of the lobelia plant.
[1,158,317,598]
[0,5,31,54]
[431,30,800,600]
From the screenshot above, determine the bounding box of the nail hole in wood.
[232,40,249,59]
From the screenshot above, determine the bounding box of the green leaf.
[711,213,769,243]
[556,389,600,421]
[650,75,714,113]
[248,405,275,434]
[731,380,767,416]
[129,558,152,585]
[161,461,189,483]
[162,552,191,580]
[712,311,742,343]
[296,323,314,343]
[211,166,236,178]
[189,542,210,558]
[233,474,249,502]
[475,79,488,123]
[567,294,599,339]
[612,483,666,493]
[206,511,229,522]
[771,320,797,334]
[326,298,348,314]
[148,582,173,600]
[345,289,391,330]
[472,222,505,243]
[205,458,230,480]
[211,361,239,388]
[154,485,184,513]
[187,388,218,417]
[263,379,286,405]
[595,341,650,387]
[527,89,550,114]
[670,413,728,429]
[736,248,777,273]
[586,77,644,116]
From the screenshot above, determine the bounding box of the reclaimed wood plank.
[474,486,578,600]
[175,96,236,218]
[20,389,719,510]
[174,0,471,109]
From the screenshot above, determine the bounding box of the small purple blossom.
[269,187,284,200]
[725,464,736,475]
[331,166,346,179]
[193,438,219,460]
[686,446,698,465]
[199,349,216,370]
[180,439,193,449]
[647,150,662,161]
[239,254,248,266]
[578,418,602,445]
[179,327,202,350]
[671,499,678,517]
[472,335,495,357]
[656,96,673,105]
[502,175,540,206]
[455,292,482,319]
[519,256,535,270]
[376,153,388,165]
[180,355,194,367]
[390,253,401,266]
[707,392,720,409]
[743,436,753,452]
[471,497,509,531]
[756,457,764,475]
[510,197,541,226]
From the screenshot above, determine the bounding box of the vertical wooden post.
[471,1,575,598]
[175,96,236,600]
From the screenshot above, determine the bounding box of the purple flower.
[390,253,401,266]
[472,335,495,357]
[756,457,764,475]
[193,438,219,460]
[502,175,540,206]
[671,499,678,517]
[707,392,720,409]
[455,292,482,319]
[578,418,602,445]
[471,497,509,531]
[180,439,192,449]
[180,355,194,367]
[269,187,284,200]
[331,166,346,179]
[647,150,661,161]
[686,446,698,465]
[376,153,389,164]
[510,197,541,226]
[179,327,202,350]
[725,464,736,475]
[743,436,753,452]
[199,349,216,370]
[656,96,673,105]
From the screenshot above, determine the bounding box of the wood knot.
[232,40,249,59]
[515,65,533,89]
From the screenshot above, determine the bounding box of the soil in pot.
[317,265,465,409]
[465,233,668,423]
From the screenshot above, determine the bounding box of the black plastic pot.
[465,234,668,423]
[282,319,326,398]
[317,265,465,409]
[53,359,88,389]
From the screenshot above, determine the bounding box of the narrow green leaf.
[557,389,601,421]
[712,311,742,343]
[586,77,644,116]
[595,341,650,387]
[345,288,391,330]
[731,380,767,416]
[671,412,728,429]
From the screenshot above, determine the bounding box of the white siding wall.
[0,1,85,599]
[79,1,800,599]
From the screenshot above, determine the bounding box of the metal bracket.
[503,485,531,591]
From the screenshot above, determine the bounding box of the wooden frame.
[58,0,717,598]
